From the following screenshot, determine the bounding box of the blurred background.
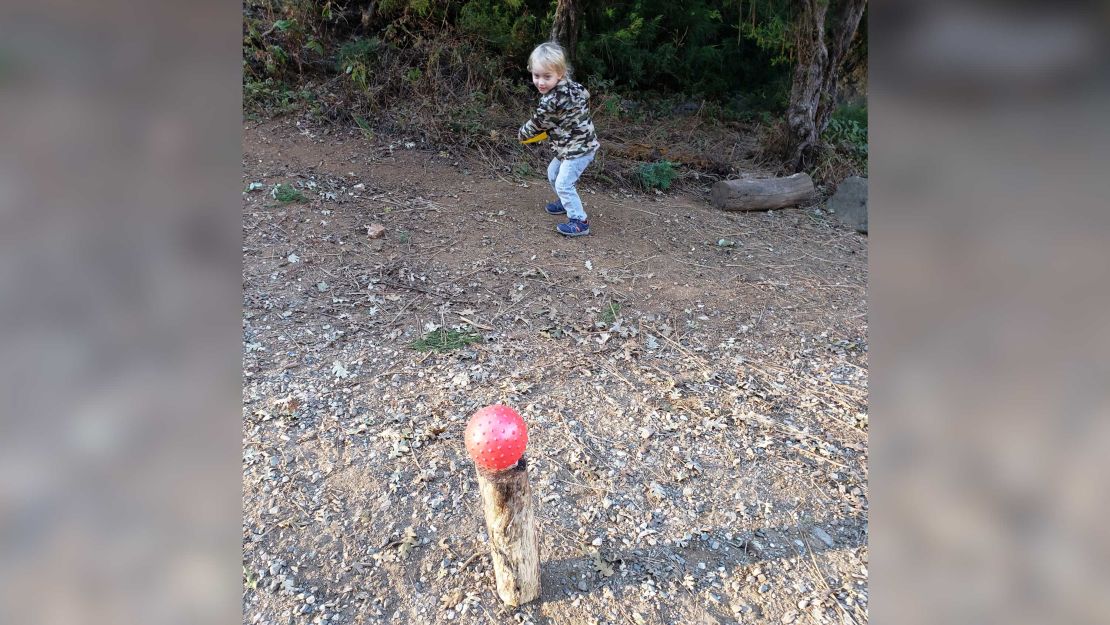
[1,1,1108,624]
[0,1,242,624]
[870,2,1110,624]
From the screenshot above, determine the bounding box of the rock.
[826,176,868,233]
[810,526,836,548]
[367,224,386,239]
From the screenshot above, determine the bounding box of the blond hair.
[528,41,570,77]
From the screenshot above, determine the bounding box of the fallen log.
[710,173,815,211]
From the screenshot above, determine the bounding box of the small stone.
[367,224,386,239]
[759,583,771,593]
[269,562,283,576]
[577,580,588,592]
[810,527,836,548]
[781,611,797,623]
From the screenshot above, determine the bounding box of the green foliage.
[457,0,537,62]
[241,0,863,149]
[512,161,535,178]
[272,183,306,203]
[244,77,311,115]
[824,103,868,160]
[353,115,374,139]
[636,160,678,191]
[575,0,796,105]
[832,101,868,128]
[599,300,622,324]
[411,327,482,352]
[337,37,386,92]
[738,9,793,66]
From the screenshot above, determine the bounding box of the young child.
[518,42,601,237]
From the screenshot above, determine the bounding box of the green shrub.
[337,37,386,92]
[824,104,868,160]
[637,160,678,191]
[244,77,311,115]
[832,102,868,127]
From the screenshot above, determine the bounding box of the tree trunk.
[475,458,541,606]
[710,173,815,211]
[785,0,828,173]
[785,0,867,172]
[550,0,580,66]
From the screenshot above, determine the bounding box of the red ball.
[465,404,528,471]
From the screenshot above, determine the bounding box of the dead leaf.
[592,550,614,577]
[397,526,418,558]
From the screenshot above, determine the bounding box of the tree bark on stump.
[710,173,815,211]
[475,457,540,606]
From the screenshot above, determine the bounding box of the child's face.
[531,65,563,95]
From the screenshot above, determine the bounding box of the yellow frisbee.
[520,131,548,145]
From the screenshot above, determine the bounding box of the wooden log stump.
[475,457,541,606]
[710,173,815,211]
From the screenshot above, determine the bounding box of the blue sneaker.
[557,218,590,237]
[544,200,566,215]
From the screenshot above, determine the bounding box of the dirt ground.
[241,117,868,625]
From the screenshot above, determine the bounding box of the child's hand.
[520,131,548,145]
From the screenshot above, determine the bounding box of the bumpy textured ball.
[465,404,527,471]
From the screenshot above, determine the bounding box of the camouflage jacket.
[518,78,600,160]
